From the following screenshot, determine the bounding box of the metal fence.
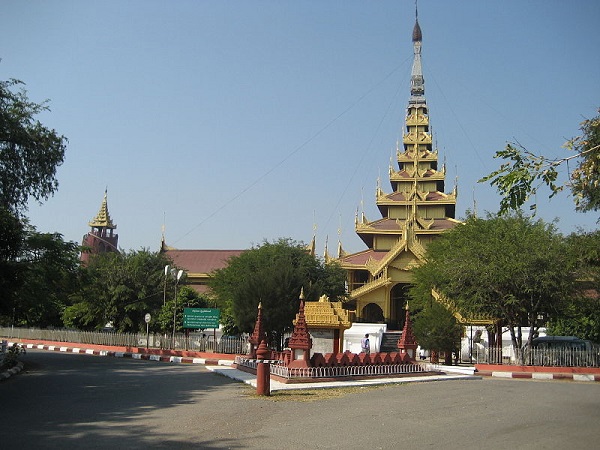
[473,345,600,367]
[235,356,433,379]
[0,327,248,355]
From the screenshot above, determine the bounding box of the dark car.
[523,336,598,367]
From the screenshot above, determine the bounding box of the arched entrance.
[390,283,411,330]
[362,303,384,323]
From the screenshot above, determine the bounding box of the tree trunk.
[444,351,452,365]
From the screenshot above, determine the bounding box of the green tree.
[411,301,462,365]
[546,230,600,342]
[0,207,25,322]
[156,286,210,334]
[547,297,600,344]
[480,110,600,215]
[0,78,67,324]
[410,213,576,350]
[14,229,82,328]
[208,238,347,347]
[0,79,67,215]
[63,249,173,332]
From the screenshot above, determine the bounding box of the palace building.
[160,239,244,295]
[337,16,459,330]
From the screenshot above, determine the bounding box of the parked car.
[523,336,599,367]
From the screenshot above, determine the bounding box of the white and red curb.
[477,370,600,382]
[1,341,234,381]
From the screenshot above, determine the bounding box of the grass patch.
[242,385,385,402]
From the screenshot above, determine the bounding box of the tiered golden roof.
[88,191,116,229]
[299,296,352,329]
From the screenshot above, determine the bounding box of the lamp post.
[163,265,170,306]
[171,269,184,348]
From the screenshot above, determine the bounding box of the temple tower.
[80,190,119,264]
[338,14,459,329]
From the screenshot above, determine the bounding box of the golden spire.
[323,235,330,261]
[88,190,116,229]
[337,240,346,259]
[307,234,316,257]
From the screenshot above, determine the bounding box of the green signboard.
[183,308,220,329]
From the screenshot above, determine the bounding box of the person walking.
[361,334,370,354]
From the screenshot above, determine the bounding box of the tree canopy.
[0,79,67,215]
[63,249,174,332]
[0,221,82,328]
[208,238,347,346]
[410,213,576,349]
[0,207,25,319]
[480,110,600,216]
[156,285,210,335]
[546,230,600,343]
[15,228,82,328]
[0,78,68,325]
[411,301,462,365]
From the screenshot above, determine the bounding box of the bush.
[1,343,26,370]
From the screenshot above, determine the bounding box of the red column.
[255,340,270,396]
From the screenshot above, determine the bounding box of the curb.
[477,370,600,382]
[0,361,24,381]
[207,365,482,392]
[0,341,235,382]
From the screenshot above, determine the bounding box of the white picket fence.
[0,327,248,354]
[234,356,434,379]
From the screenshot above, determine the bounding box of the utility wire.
[172,60,410,246]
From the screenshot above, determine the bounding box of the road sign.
[183,308,220,329]
[144,313,151,323]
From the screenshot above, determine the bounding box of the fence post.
[256,340,271,396]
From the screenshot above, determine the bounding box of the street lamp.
[171,269,184,348]
[163,265,170,306]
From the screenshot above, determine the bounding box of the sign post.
[144,313,151,350]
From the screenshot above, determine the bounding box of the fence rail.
[0,327,248,354]
[234,356,433,379]
[473,345,600,367]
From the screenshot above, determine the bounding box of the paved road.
[2,350,599,449]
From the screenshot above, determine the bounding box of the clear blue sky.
[2,1,599,254]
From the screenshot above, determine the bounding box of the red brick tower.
[80,190,119,264]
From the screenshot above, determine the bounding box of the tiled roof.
[339,249,388,265]
[363,218,458,232]
[164,249,245,274]
[385,192,407,201]
[426,192,446,200]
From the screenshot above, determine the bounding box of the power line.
[172,60,409,246]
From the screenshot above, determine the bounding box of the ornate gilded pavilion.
[80,190,119,264]
[337,16,460,330]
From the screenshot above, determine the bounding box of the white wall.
[343,323,387,353]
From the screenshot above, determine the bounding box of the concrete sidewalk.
[2,340,481,388]
[6,340,600,388]
[207,365,481,391]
